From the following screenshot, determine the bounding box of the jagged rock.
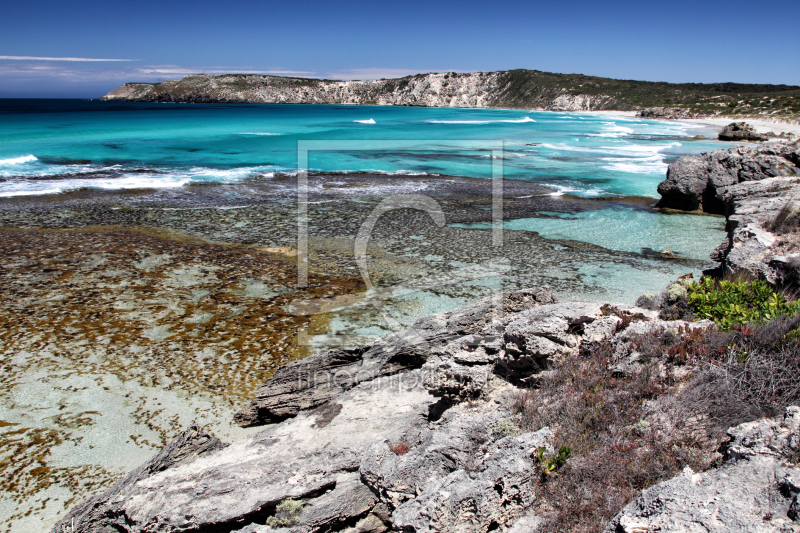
[297,473,378,532]
[51,426,228,533]
[236,288,555,427]
[719,121,769,142]
[609,319,714,376]
[604,406,800,533]
[360,397,526,509]
[391,428,551,533]
[57,288,743,533]
[656,142,800,213]
[423,360,494,401]
[498,301,603,381]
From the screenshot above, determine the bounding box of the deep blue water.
[0,99,726,198]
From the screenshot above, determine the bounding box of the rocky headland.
[52,140,800,532]
[100,70,800,121]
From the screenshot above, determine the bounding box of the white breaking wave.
[238,132,281,135]
[427,117,536,124]
[542,183,606,197]
[354,119,376,124]
[0,155,38,165]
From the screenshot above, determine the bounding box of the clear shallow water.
[453,208,726,260]
[0,100,723,198]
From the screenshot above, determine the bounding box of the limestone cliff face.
[101,71,621,111]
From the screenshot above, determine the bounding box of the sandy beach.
[684,116,800,135]
[581,109,800,136]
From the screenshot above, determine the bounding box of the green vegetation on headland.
[490,69,800,117]
[103,69,800,120]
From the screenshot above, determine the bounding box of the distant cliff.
[101,69,800,116]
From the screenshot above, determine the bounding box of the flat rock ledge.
[656,141,800,284]
[53,287,699,533]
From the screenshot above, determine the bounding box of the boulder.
[656,142,800,213]
[718,121,769,142]
[51,426,228,533]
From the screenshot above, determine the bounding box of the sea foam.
[354,119,376,124]
[427,117,536,124]
[0,155,38,165]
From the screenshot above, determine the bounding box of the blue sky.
[1,0,798,98]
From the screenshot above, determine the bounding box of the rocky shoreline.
[51,140,800,532]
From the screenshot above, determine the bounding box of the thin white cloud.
[0,55,137,62]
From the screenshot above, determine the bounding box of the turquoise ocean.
[0,99,734,291]
[1,99,722,198]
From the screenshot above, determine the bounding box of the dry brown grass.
[512,318,800,532]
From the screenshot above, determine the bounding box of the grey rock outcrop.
[719,121,769,142]
[637,107,698,120]
[656,141,800,282]
[51,426,228,533]
[605,406,800,533]
[235,287,556,426]
[656,142,800,213]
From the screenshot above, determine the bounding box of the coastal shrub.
[266,499,303,527]
[599,304,647,331]
[493,418,520,437]
[514,304,800,531]
[634,293,660,310]
[513,323,748,532]
[687,276,800,329]
[696,315,800,416]
[534,445,572,478]
[389,442,411,455]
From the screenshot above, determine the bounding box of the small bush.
[493,418,520,437]
[687,277,800,329]
[535,445,572,477]
[600,304,648,331]
[389,441,410,455]
[266,499,303,527]
[635,293,659,310]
